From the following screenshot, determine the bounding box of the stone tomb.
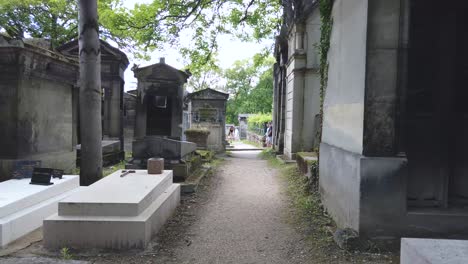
[0,36,79,182]
[127,59,197,180]
[76,140,121,166]
[401,238,468,264]
[58,39,129,164]
[186,88,229,152]
[44,170,180,249]
[0,176,79,248]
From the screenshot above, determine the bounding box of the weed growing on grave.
[103,160,126,176]
[60,247,73,260]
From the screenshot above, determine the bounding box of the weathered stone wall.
[283,8,322,160]
[302,11,321,151]
[319,0,371,234]
[0,38,78,181]
[321,0,368,154]
[319,0,468,239]
[187,89,228,152]
[0,59,19,160]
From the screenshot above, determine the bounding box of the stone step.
[0,186,81,248]
[58,170,173,217]
[0,176,79,219]
[401,238,468,264]
[44,183,180,250]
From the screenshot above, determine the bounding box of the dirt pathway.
[164,150,309,264]
[1,149,312,264]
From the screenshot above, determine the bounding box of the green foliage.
[317,0,333,144]
[60,247,73,260]
[247,113,272,129]
[224,56,274,124]
[0,0,79,48]
[102,160,126,177]
[0,0,281,68]
[246,113,272,135]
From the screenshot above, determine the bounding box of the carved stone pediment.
[187,88,229,101]
[133,61,190,84]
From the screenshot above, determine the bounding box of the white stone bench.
[401,238,468,264]
[44,170,180,250]
[0,176,79,248]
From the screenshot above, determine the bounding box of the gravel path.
[0,149,311,264]
[166,150,309,264]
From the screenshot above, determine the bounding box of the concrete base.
[320,142,468,239]
[0,176,80,248]
[43,170,180,249]
[401,238,468,264]
[296,152,317,179]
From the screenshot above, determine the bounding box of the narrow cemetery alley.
[84,149,314,264]
[0,146,395,264]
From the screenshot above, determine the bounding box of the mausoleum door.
[448,7,468,206]
[146,95,172,136]
[404,0,468,209]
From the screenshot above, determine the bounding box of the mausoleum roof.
[57,39,129,68]
[132,58,191,84]
[186,88,229,101]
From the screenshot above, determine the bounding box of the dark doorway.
[146,95,172,136]
[404,0,468,209]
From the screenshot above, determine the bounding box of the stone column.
[362,0,402,156]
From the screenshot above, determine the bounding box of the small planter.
[184,129,211,149]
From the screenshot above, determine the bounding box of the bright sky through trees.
[121,0,274,92]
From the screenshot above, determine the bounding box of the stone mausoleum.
[57,39,129,164]
[0,35,79,182]
[319,0,468,239]
[127,58,197,181]
[186,88,229,152]
[272,0,321,159]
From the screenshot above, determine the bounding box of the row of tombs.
[0,35,229,249]
[272,0,468,255]
[0,35,229,184]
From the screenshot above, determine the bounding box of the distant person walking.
[265,122,273,147]
[227,126,235,143]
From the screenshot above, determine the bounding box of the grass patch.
[259,149,397,263]
[280,165,334,246]
[103,160,126,176]
[240,139,263,149]
[258,148,283,167]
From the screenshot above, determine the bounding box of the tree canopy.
[223,56,274,124]
[0,0,282,70]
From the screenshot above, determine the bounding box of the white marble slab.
[401,238,468,264]
[0,176,79,219]
[44,184,180,249]
[0,176,80,248]
[58,170,173,217]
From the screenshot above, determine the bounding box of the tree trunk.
[78,0,102,186]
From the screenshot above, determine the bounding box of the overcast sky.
[121,0,273,91]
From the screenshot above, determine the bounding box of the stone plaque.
[30,168,54,185]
